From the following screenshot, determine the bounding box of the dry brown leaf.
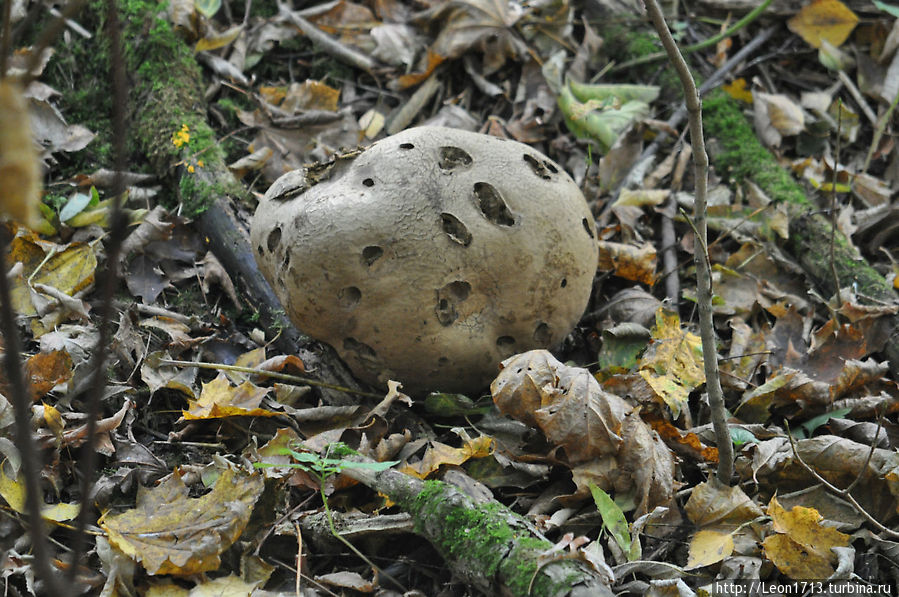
[491,350,676,514]
[100,466,264,576]
[597,240,657,285]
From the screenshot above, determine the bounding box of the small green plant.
[255,442,401,585]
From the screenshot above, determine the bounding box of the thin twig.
[65,0,130,583]
[829,100,843,308]
[613,0,773,72]
[157,357,384,399]
[0,231,69,597]
[608,25,777,213]
[277,1,378,74]
[645,0,734,483]
[785,428,899,538]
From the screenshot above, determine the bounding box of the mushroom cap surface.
[251,126,599,394]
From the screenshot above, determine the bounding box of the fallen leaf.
[492,350,676,515]
[686,529,734,569]
[182,373,279,419]
[788,0,859,49]
[100,466,264,575]
[399,435,493,479]
[0,80,41,229]
[637,308,705,418]
[762,496,850,579]
[597,240,657,285]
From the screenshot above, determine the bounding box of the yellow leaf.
[763,496,850,579]
[0,467,79,521]
[399,435,494,479]
[194,24,243,53]
[723,78,753,103]
[686,529,734,569]
[0,80,42,229]
[8,234,97,316]
[99,467,264,576]
[229,347,266,384]
[40,501,80,522]
[0,467,26,513]
[637,308,705,417]
[787,0,859,49]
[183,373,278,419]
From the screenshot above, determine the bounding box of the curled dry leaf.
[491,350,675,515]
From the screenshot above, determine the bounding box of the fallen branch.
[342,461,615,597]
[702,91,899,374]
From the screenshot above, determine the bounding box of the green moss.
[703,91,810,207]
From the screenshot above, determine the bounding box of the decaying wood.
[342,461,615,597]
[702,91,899,374]
[119,5,365,405]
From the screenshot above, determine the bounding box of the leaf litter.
[0,0,898,594]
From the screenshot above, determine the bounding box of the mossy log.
[343,463,614,597]
[702,91,899,374]
[112,3,363,403]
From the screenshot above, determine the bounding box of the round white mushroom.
[251,126,598,394]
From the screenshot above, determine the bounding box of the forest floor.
[1,0,899,595]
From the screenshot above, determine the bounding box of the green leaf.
[589,484,638,561]
[730,427,757,447]
[194,0,222,18]
[873,1,899,18]
[59,192,93,222]
[798,408,852,437]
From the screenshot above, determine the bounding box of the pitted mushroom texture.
[251,126,599,394]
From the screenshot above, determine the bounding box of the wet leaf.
[100,467,264,575]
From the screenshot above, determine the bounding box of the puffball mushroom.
[251,126,599,394]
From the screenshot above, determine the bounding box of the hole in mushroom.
[337,286,361,309]
[361,245,384,266]
[533,322,552,345]
[437,357,449,366]
[523,154,552,180]
[266,227,282,252]
[582,217,595,238]
[399,142,415,149]
[440,213,473,246]
[438,146,473,171]
[496,335,516,357]
[443,280,471,301]
[473,183,515,227]
[435,298,457,326]
[544,160,558,174]
[363,178,375,187]
[434,280,471,326]
[560,278,567,288]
